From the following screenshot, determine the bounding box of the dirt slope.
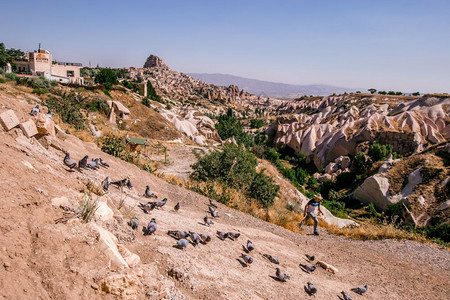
[0,88,449,299]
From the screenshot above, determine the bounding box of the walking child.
[298,194,323,235]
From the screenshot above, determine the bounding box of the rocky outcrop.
[143,54,167,69]
[352,174,394,210]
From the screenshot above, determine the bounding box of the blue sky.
[1,0,449,92]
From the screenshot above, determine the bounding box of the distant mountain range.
[188,73,357,99]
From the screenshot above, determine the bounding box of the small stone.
[19,119,38,138]
[4,262,11,269]
[91,283,99,290]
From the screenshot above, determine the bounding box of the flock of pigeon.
[29,104,52,119]
[62,152,368,298]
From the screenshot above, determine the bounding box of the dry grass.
[326,222,427,242]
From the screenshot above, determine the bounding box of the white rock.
[95,201,114,221]
[352,174,396,210]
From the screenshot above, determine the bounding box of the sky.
[1,0,449,93]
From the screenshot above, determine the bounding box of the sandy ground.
[0,85,449,299]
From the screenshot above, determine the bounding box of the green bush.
[248,170,280,208]
[100,134,135,162]
[95,68,118,90]
[368,142,393,162]
[335,171,356,189]
[250,118,264,129]
[386,202,403,218]
[32,88,49,95]
[322,199,347,218]
[418,224,450,243]
[353,152,371,174]
[215,112,251,146]
[0,78,5,83]
[45,92,86,130]
[5,72,17,81]
[142,97,150,107]
[84,98,110,116]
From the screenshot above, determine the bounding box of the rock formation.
[143,54,167,68]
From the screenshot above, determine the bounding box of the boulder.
[335,156,351,169]
[35,113,55,136]
[95,201,114,221]
[19,119,38,138]
[325,162,338,174]
[89,223,129,270]
[352,174,397,210]
[117,244,141,268]
[0,109,20,131]
[100,269,143,298]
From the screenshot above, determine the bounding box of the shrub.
[100,134,128,157]
[250,118,264,129]
[45,92,86,130]
[215,113,250,146]
[322,199,346,218]
[142,97,150,107]
[0,78,6,83]
[5,72,17,81]
[368,142,393,162]
[335,171,356,189]
[95,68,118,90]
[248,170,280,208]
[78,193,99,223]
[353,152,371,173]
[84,98,110,116]
[32,88,48,95]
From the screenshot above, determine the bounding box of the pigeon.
[209,199,218,208]
[341,291,353,300]
[99,158,110,168]
[63,153,77,169]
[246,240,254,252]
[305,254,315,261]
[29,104,40,116]
[126,179,133,189]
[111,178,128,188]
[307,282,317,294]
[153,198,167,209]
[228,232,240,240]
[128,217,139,230]
[143,218,157,235]
[46,109,52,119]
[262,254,279,264]
[351,285,368,295]
[144,185,158,198]
[174,202,180,212]
[168,230,189,239]
[86,159,99,170]
[176,238,189,250]
[241,254,253,266]
[200,234,212,244]
[276,267,290,282]
[78,155,88,169]
[299,263,316,273]
[138,202,155,214]
[101,176,110,191]
[204,216,214,226]
[189,231,201,246]
[216,231,229,240]
[209,206,219,218]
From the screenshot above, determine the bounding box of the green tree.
[412,92,420,96]
[248,170,280,208]
[147,80,161,101]
[368,88,377,94]
[94,68,118,90]
[353,152,372,174]
[0,43,7,67]
[250,118,264,129]
[378,91,387,95]
[215,113,250,146]
[368,142,393,162]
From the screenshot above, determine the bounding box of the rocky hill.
[0,80,449,299]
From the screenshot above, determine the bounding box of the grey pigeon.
[246,240,254,252]
[174,202,180,211]
[228,232,240,240]
[153,198,167,209]
[111,178,128,188]
[63,153,77,169]
[262,254,279,264]
[143,218,157,235]
[307,282,317,294]
[204,216,214,226]
[128,217,139,230]
[200,234,212,244]
[216,231,229,240]
[241,254,253,266]
[209,199,218,208]
[46,109,52,119]
[209,206,219,218]
[99,158,110,167]
[351,285,368,295]
[29,104,40,116]
[276,267,290,282]
[138,202,155,214]
[86,159,99,170]
[299,263,316,273]
[101,176,110,191]
[176,238,189,250]
[189,231,201,246]
[78,155,88,169]
[144,185,158,198]
[168,230,189,239]
[341,291,353,300]
[126,179,133,189]
[305,254,315,261]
